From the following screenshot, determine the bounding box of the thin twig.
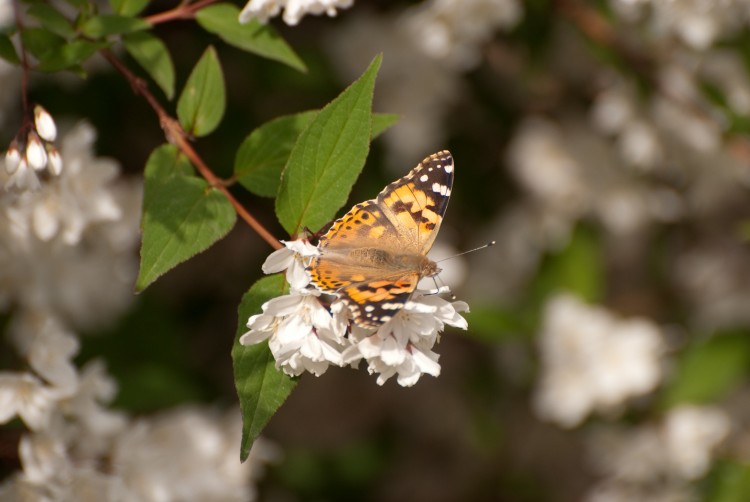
[100,49,282,250]
[145,0,220,25]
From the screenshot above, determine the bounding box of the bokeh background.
[3,0,750,501]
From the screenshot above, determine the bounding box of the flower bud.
[34,105,57,142]
[25,132,48,171]
[5,142,21,174]
[47,147,63,176]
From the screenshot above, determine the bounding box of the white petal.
[261,246,294,274]
[239,327,272,346]
[5,145,21,174]
[286,261,311,289]
[283,239,318,257]
[47,149,63,176]
[32,201,60,241]
[34,105,57,142]
[380,335,407,366]
[411,346,441,377]
[25,135,48,171]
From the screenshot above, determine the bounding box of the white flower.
[4,158,41,191]
[586,405,730,501]
[344,291,468,386]
[9,312,80,396]
[25,133,48,171]
[534,293,665,427]
[0,0,13,28]
[111,407,279,502]
[240,289,346,376]
[262,239,318,290]
[0,373,57,430]
[239,0,354,26]
[662,405,730,479]
[5,142,20,174]
[250,236,470,385]
[34,105,57,143]
[18,432,68,485]
[406,0,522,70]
[0,123,141,328]
[47,148,62,176]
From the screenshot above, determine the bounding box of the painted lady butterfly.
[309,151,454,328]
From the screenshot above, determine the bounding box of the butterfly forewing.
[377,151,453,255]
[308,150,454,328]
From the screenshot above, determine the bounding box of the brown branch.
[100,49,282,251]
[145,0,220,25]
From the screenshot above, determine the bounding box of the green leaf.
[20,28,65,60]
[137,145,236,291]
[123,31,175,100]
[109,0,150,16]
[27,4,76,39]
[235,111,317,198]
[371,113,399,138]
[232,275,297,462]
[0,35,19,65]
[660,330,750,409]
[533,225,603,304]
[36,39,108,72]
[235,111,396,199]
[177,46,226,137]
[275,55,381,236]
[80,15,150,39]
[704,461,750,502]
[464,305,534,343]
[195,3,306,73]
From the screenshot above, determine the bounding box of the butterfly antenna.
[436,241,496,263]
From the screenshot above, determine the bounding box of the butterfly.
[308,150,454,328]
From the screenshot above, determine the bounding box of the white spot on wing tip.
[444,163,453,173]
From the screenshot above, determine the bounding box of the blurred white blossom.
[534,293,665,427]
[0,373,57,430]
[327,0,522,164]
[0,0,13,27]
[586,405,730,501]
[111,408,280,502]
[0,122,138,327]
[508,116,686,237]
[406,0,522,70]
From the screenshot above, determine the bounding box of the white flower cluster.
[586,405,731,501]
[239,0,354,26]
[507,115,685,238]
[4,105,63,191]
[239,239,469,386]
[0,122,276,500]
[534,293,665,428]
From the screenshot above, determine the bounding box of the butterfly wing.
[308,150,454,329]
[309,200,404,293]
[309,200,419,327]
[376,150,453,255]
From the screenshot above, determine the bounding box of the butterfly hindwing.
[342,273,420,328]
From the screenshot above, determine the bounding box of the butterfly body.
[309,151,454,328]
